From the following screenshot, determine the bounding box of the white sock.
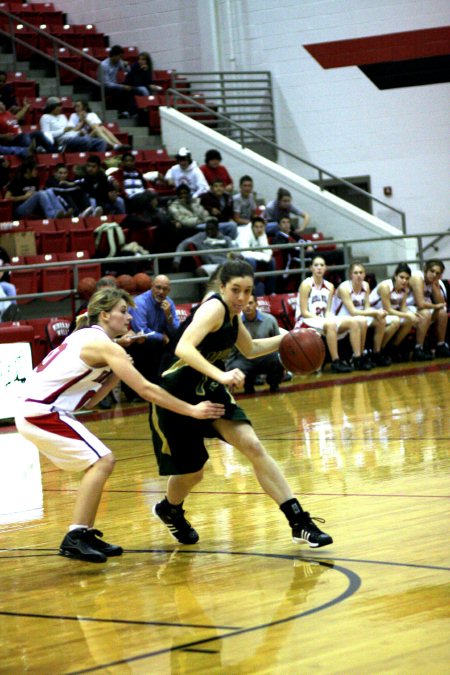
[69,523,89,532]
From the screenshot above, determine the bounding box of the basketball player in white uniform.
[15,287,224,563]
[295,256,363,373]
[334,262,400,367]
[369,262,420,361]
[406,259,450,358]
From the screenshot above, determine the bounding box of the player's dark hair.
[251,216,266,227]
[276,187,291,201]
[219,260,254,284]
[424,259,445,273]
[392,262,411,281]
[205,149,222,163]
[239,175,253,186]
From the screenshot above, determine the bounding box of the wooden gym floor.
[1,361,449,674]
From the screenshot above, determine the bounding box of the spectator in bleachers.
[45,163,93,216]
[126,274,180,389]
[164,147,209,197]
[74,155,125,215]
[0,100,56,156]
[271,216,314,291]
[112,152,158,214]
[124,51,162,95]
[295,256,364,373]
[406,259,450,358]
[226,292,284,393]
[0,258,19,322]
[0,154,9,189]
[172,217,236,277]
[0,71,17,111]
[5,159,72,219]
[68,101,130,151]
[98,45,135,119]
[232,175,257,227]
[236,216,276,295]
[200,178,237,238]
[39,97,108,152]
[265,188,310,235]
[200,149,233,192]
[168,184,210,241]
[368,263,420,362]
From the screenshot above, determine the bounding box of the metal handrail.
[1,231,447,304]
[165,88,407,234]
[0,8,106,117]
[422,228,450,255]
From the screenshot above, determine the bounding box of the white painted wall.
[55,0,450,260]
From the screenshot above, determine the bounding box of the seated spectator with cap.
[40,97,108,152]
[200,149,233,193]
[164,147,209,197]
[226,292,284,394]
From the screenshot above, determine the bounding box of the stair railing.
[164,88,407,233]
[0,8,106,118]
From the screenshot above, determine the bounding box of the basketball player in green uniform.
[151,260,333,548]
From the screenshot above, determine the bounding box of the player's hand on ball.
[221,369,245,389]
[192,401,225,419]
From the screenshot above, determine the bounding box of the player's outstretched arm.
[235,317,283,358]
[82,341,224,419]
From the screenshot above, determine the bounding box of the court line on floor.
[37,487,450,499]
[1,362,448,434]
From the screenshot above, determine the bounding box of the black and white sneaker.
[412,346,433,361]
[292,512,333,548]
[331,359,353,373]
[85,529,123,557]
[59,528,107,563]
[435,342,450,358]
[153,500,199,544]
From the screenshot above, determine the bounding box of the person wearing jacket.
[164,147,209,197]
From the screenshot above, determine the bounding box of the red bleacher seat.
[54,48,83,84]
[268,293,298,329]
[122,46,139,63]
[142,148,175,173]
[25,253,57,265]
[153,69,174,91]
[55,217,86,232]
[24,218,56,231]
[10,269,39,304]
[36,230,67,254]
[92,47,110,60]
[12,80,38,101]
[46,316,71,348]
[35,152,64,167]
[13,26,39,60]
[0,199,14,221]
[25,317,51,365]
[58,251,101,283]
[67,228,96,257]
[0,324,35,346]
[40,263,72,301]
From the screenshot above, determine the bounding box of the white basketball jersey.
[296,277,332,319]
[369,279,406,311]
[406,270,447,307]
[22,326,112,413]
[334,280,367,316]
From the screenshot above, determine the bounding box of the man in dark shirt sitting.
[226,292,285,394]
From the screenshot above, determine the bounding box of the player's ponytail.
[74,311,89,331]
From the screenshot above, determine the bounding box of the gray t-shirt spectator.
[233,192,256,223]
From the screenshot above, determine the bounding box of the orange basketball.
[279,328,325,374]
[133,272,153,292]
[116,274,137,293]
[77,276,97,300]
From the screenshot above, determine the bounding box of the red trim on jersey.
[25,369,92,405]
[25,412,82,440]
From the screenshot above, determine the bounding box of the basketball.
[279,328,325,374]
[133,272,153,292]
[77,276,97,300]
[116,274,137,293]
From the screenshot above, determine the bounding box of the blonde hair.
[74,287,135,330]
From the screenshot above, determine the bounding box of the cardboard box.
[0,231,36,257]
